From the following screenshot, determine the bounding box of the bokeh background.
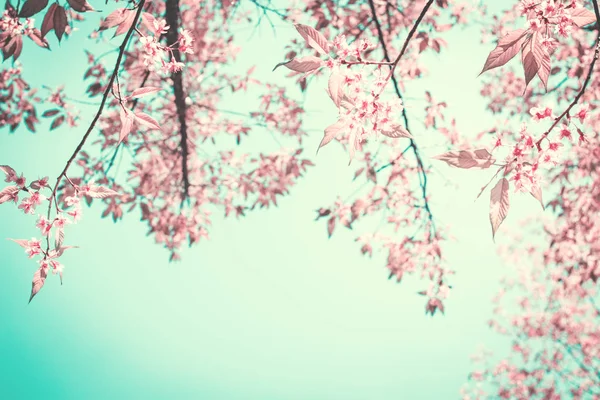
[0,2,540,399]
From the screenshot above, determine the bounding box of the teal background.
[0,3,540,399]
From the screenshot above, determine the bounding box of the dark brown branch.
[388,0,434,82]
[367,0,436,229]
[165,0,190,201]
[45,0,146,234]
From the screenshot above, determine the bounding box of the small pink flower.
[39,259,50,270]
[554,22,571,37]
[547,141,562,152]
[25,238,42,258]
[49,259,63,274]
[163,58,184,73]
[529,106,553,121]
[438,284,450,299]
[574,104,588,123]
[559,123,572,141]
[67,206,82,223]
[64,196,79,207]
[18,198,35,214]
[37,176,49,187]
[54,215,68,229]
[15,174,26,187]
[527,18,543,31]
[178,29,194,54]
[36,215,52,236]
[29,191,45,206]
[153,19,170,35]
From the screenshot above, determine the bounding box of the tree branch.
[45,0,146,238]
[165,0,191,202]
[367,0,436,230]
[535,0,600,150]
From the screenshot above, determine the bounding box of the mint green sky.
[0,2,543,399]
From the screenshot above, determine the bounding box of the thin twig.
[45,0,147,253]
[367,0,436,230]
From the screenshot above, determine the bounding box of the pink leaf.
[8,238,29,248]
[41,3,57,37]
[86,185,120,199]
[348,127,359,164]
[480,29,528,74]
[2,35,19,61]
[327,217,335,238]
[118,108,134,144]
[433,149,495,169]
[66,0,94,12]
[339,93,355,110]
[521,34,545,89]
[50,115,65,130]
[327,67,343,108]
[141,12,156,31]
[537,53,551,91]
[55,227,64,250]
[99,8,130,31]
[318,118,345,153]
[18,0,48,18]
[294,24,330,55]
[571,7,597,27]
[134,112,161,130]
[489,178,510,239]
[0,186,19,204]
[54,245,78,258]
[497,29,528,47]
[114,9,136,37]
[52,5,67,41]
[529,184,545,210]
[29,267,47,303]
[0,165,16,180]
[42,109,60,117]
[380,124,412,139]
[12,35,23,60]
[273,56,323,73]
[28,28,50,49]
[129,86,162,99]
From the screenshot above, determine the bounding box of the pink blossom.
[36,215,52,236]
[24,238,42,258]
[18,198,35,214]
[178,29,194,54]
[529,106,553,121]
[574,104,588,123]
[163,58,184,73]
[153,19,170,36]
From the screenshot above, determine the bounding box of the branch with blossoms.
[273,0,454,315]
[1,0,198,301]
[459,1,600,396]
[367,0,436,229]
[0,0,148,302]
[56,1,314,265]
[434,0,600,240]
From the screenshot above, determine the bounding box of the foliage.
[2,0,600,396]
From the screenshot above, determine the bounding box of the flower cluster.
[1,165,119,301]
[139,15,194,73]
[273,26,412,161]
[519,0,588,37]
[0,9,34,36]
